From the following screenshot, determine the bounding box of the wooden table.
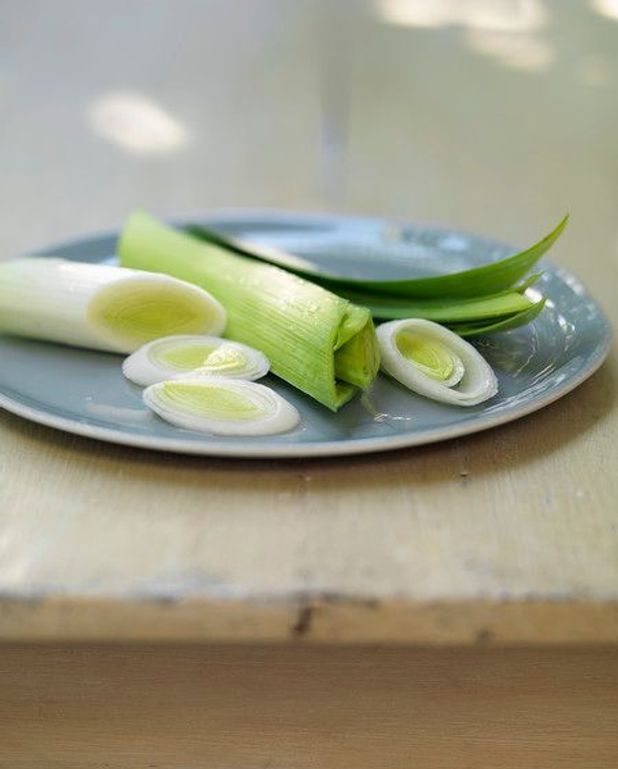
[1,1,617,766]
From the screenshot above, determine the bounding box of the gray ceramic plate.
[0,213,611,457]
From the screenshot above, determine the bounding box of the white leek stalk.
[123,335,270,386]
[0,257,226,353]
[377,319,498,406]
[143,377,300,436]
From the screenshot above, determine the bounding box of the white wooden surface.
[0,0,617,644]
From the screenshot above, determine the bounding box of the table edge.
[1,595,617,645]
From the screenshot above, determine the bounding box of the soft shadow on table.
[1,358,615,492]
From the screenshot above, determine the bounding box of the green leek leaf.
[447,298,547,337]
[186,216,568,299]
[337,287,536,322]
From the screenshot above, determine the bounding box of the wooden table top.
[1,0,616,644]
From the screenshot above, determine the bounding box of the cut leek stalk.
[143,376,300,436]
[118,211,380,411]
[0,257,226,353]
[123,335,270,386]
[334,318,382,389]
[377,319,498,406]
[186,216,568,299]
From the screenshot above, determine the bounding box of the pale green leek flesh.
[92,283,216,348]
[157,341,219,370]
[162,381,263,421]
[334,320,382,389]
[155,340,262,378]
[202,345,253,374]
[396,331,456,381]
[119,212,380,410]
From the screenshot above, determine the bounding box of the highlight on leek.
[377,319,498,406]
[0,257,226,354]
[143,377,300,436]
[123,335,270,386]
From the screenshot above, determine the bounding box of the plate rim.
[0,211,612,458]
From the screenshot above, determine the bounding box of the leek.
[186,216,568,299]
[377,319,498,406]
[449,298,547,337]
[118,211,380,411]
[0,257,226,353]
[143,376,300,436]
[123,335,270,386]
[335,286,535,323]
[186,218,568,337]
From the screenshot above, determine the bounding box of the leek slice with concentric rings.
[143,377,300,436]
[377,319,498,406]
[123,335,270,386]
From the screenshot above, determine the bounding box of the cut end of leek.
[334,315,381,391]
[143,377,300,436]
[88,273,226,352]
[377,319,498,406]
[123,335,270,386]
[0,257,227,354]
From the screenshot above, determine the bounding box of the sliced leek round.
[377,319,498,406]
[143,377,300,436]
[123,335,270,386]
[0,258,226,353]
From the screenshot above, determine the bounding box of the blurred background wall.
[1,0,616,309]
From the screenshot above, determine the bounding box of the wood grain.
[1,644,617,769]
[0,0,617,644]
[1,596,618,645]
